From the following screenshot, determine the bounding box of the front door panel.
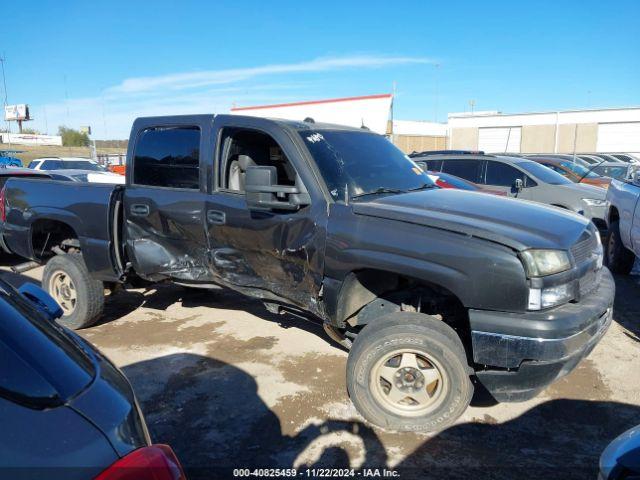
[205,193,325,310]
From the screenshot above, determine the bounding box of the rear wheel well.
[335,270,469,351]
[31,219,79,261]
[609,206,620,225]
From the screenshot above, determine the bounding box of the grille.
[571,229,598,265]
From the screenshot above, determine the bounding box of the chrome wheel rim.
[49,271,77,315]
[370,349,447,417]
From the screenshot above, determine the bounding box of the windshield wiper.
[351,187,407,199]
[407,183,438,192]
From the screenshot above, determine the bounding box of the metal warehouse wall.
[392,135,447,153]
[448,107,640,153]
[451,122,622,153]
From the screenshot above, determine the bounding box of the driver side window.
[218,128,296,192]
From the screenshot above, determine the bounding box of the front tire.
[605,220,635,274]
[346,312,473,432]
[43,253,104,329]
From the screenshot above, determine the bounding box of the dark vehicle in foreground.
[0,278,185,479]
[0,114,614,431]
[415,152,608,231]
[527,155,611,188]
[600,425,640,480]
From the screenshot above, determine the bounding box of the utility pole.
[469,99,476,114]
[434,63,440,123]
[390,81,396,137]
[0,55,12,149]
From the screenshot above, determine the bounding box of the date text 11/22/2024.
[233,468,400,477]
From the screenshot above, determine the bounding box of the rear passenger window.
[40,160,63,170]
[133,126,200,189]
[485,161,526,187]
[426,159,443,171]
[441,159,481,182]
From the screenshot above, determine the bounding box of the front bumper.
[470,268,615,402]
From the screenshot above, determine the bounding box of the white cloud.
[27,54,433,139]
[107,55,433,94]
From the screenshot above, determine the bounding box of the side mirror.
[18,283,63,321]
[632,169,640,186]
[245,166,311,212]
[514,178,524,192]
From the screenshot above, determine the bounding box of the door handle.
[207,210,226,225]
[130,204,150,217]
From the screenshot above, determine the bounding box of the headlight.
[528,283,572,310]
[582,198,606,206]
[520,249,571,277]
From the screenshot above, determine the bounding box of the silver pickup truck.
[605,171,640,273]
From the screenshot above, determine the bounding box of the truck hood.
[351,189,589,251]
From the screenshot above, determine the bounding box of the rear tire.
[42,253,104,329]
[605,221,635,274]
[346,312,473,432]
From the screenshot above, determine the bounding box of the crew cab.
[605,172,640,274]
[0,114,615,432]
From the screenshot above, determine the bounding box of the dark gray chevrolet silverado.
[0,114,614,431]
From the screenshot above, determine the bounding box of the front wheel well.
[31,219,80,261]
[334,270,470,352]
[608,206,620,225]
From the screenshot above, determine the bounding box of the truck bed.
[2,178,122,281]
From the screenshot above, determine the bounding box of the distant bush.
[21,128,40,135]
[58,126,90,147]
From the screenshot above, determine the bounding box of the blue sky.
[3,0,639,139]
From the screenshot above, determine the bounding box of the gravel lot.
[2,256,639,479]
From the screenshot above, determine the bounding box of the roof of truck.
[132,113,371,134]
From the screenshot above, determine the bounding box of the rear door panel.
[123,115,215,281]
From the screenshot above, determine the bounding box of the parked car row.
[410,151,609,231]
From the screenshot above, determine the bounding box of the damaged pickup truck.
[0,114,614,431]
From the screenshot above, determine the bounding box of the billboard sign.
[4,104,30,121]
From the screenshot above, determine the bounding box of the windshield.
[64,161,106,171]
[559,161,600,179]
[299,130,434,200]
[40,160,106,171]
[593,165,629,180]
[518,161,572,185]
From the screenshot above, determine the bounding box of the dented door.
[124,186,210,281]
[204,192,325,312]
[204,116,327,313]
[123,116,215,282]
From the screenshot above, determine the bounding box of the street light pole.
[0,55,12,150]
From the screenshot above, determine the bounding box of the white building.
[230,93,393,135]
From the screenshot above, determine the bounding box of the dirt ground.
[2,257,639,479]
